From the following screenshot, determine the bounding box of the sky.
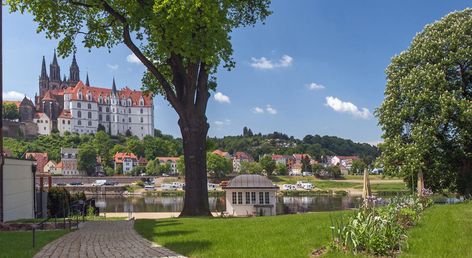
[3,1,471,144]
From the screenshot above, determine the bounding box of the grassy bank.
[135,211,346,258]
[0,230,67,258]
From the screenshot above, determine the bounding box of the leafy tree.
[376,9,472,195]
[93,130,113,167]
[97,124,106,132]
[327,165,342,179]
[312,163,324,177]
[125,137,145,158]
[77,143,97,176]
[115,163,123,175]
[207,152,232,179]
[259,155,276,175]
[176,155,185,176]
[104,166,115,176]
[130,165,146,176]
[350,159,366,175]
[2,103,19,120]
[275,163,288,175]
[301,155,312,172]
[125,129,132,137]
[146,159,160,176]
[159,163,172,175]
[240,161,263,175]
[7,0,271,217]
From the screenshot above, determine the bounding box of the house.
[33,112,52,135]
[138,157,148,167]
[43,160,57,174]
[223,174,279,216]
[329,156,359,169]
[114,152,138,174]
[61,148,83,175]
[212,149,231,159]
[53,161,64,175]
[232,152,254,173]
[25,152,48,173]
[156,157,180,175]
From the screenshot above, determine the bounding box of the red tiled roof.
[59,110,71,119]
[212,149,230,157]
[56,161,64,169]
[156,157,180,162]
[3,101,21,108]
[293,154,311,160]
[68,81,152,107]
[114,152,138,163]
[42,91,57,101]
[34,112,49,119]
[234,152,253,161]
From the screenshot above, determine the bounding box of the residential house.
[114,152,138,174]
[43,160,57,173]
[232,152,254,173]
[61,148,83,175]
[156,157,180,175]
[212,149,231,159]
[53,161,64,175]
[25,152,48,173]
[330,156,359,169]
[33,112,52,135]
[223,174,279,216]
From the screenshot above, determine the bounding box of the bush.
[48,187,86,218]
[330,195,432,256]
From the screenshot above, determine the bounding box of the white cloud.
[325,96,370,119]
[126,53,142,64]
[266,105,277,115]
[250,54,293,70]
[107,64,119,70]
[3,91,25,100]
[252,107,265,114]
[213,119,231,129]
[307,82,325,90]
[214,92,230,104]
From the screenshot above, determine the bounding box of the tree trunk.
[178,115,211,217]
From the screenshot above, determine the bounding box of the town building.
[232,152,254,173]
[329,156,359,170]
[25,152,48,173]
[61,148,83,175]
[43,160,57,173]
[15,50,155,139]
[156,157,180,175]
[223,174,278,216]
[212,149,231,159]
[114,152,138,174]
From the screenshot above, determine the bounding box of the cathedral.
[18,50,154,139]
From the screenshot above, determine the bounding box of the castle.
[17,50,154,139]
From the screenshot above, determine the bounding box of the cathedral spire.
[69,52,80,84]
[112,77,117,95]
[52,49,59,66]
[50,49,61,82]
[86,72,90,87]
[41,56,48,78]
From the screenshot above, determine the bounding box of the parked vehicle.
[301,183,314,190]
[144,185,156,191]
[282,184,297,191]
[69,182,83,186]
[371,168,384,174]
[172,182,185,190]
[92,180,107,186]
[160,183,174,190]
[104,181,117,186]
[302,171,313,176]
[56,182,67,186]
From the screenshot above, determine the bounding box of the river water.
[94,195,365,214]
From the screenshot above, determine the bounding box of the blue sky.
[3,1,470,144]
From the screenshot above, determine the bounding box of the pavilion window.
[245,192,250,204]
[232,192,236,204]
[251,192,256,204]
[259,192,264,204]
[238,192,243,204]
[265,192,270,204]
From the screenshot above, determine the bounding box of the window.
[88,103,91,109]
[68,120,70,124]
[45,120,48,123]
[78,120,81,125]
[232,192,236,204]
[129,108,131,113]
[140,108,143,114]
[98,98,102,104]
[129,117,131,123]
[265,192,270,204]
[77,111,81,118]
[140,117,144,123]
[106,115,110,121]
[62,120,65,124]
[88,121,92,126]
[99,106,102,112]
[99,114,102,121]
[88,112,92,119]
[259,192,264,204]
[106,107,110,112]
[77,102,81,108]
[251,192,256,204]
[245,192,250,204]
[238,192,243,204]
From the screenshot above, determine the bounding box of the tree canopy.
[376,9,472,195]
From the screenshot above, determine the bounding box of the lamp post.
[0,5,4,223]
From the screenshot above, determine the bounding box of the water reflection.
[96,195,364,214]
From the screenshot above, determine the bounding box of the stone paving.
[34,220,186,258]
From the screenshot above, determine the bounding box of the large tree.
[376,9,472,195]
[207,152,232,179]
[7,0,271,216]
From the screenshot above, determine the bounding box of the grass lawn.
[353,182,408,192]
[0,230,67,258]
[135,211,348,258]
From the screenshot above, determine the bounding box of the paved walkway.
[34,221,186,258]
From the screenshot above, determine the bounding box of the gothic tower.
[49,49,62,90]
[39,56,49,97]
[68,52,80,86]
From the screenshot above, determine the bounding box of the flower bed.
[329,195,432,256]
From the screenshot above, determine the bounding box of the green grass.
[401,202,472,258]
[135,211,348,258]
[352,182,408,192]
[0,230,67,258]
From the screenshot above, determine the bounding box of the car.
[161,173,169,177]
[92,180,107,186]
[56,182,67,186]
[69,182,83,186]
[104,182,116,186]
[144,185,156,190]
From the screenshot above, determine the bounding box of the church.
[18,50,154,139]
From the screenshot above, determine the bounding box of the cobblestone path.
[34,220,185,258]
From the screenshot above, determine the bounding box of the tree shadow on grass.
[155,229,197,237]
[164,240,212,256]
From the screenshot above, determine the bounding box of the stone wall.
[2,119,38,139]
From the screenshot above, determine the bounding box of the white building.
[33,112,52,135]
[62,80,154,139]
[224,174,278,216]
[43,160,57,174]
[114,152,138,174]
[156,157,180,175]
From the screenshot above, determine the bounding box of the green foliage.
[130,165,146,176]
[115,163,123,174]
[376,9,472,195]
[350,159,366,175]
[207,152,232,179]
[327,165,342,179]
[146,159,160,176]
[77,143,97,176]
[259,155,276,175]
[176,155,185,175]
[240,161,263,174]
[47,187,71,217]
[2,103,19,120]
[275,163,288,175]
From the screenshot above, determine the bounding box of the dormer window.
[139,97,144,106]
[78,91,82,100]
[127,99,132,106]
[98,96,102,104]
[87,92,92,101]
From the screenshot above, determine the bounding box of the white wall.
[3,158,34,222]
[225,189,277,216]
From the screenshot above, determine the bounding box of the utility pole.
[0,5,4,223]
